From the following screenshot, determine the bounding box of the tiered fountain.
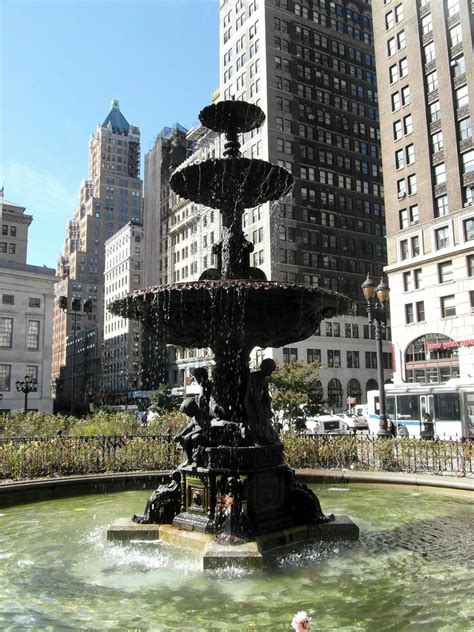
[107,100,358,569]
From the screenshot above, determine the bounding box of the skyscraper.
[372,0,474,383]
[215,0,391,407]
[52,100,142,409]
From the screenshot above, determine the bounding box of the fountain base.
[107,516,359,571]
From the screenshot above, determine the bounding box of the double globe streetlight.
[15,375,38,413]
[361,274,391,437]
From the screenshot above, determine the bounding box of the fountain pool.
[1,484,473,631]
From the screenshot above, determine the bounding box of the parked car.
[339,413,369,433]
[304,414,346,435]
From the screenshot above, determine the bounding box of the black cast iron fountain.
[109,100,356,560]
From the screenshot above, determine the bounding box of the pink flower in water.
[291,611,312,631]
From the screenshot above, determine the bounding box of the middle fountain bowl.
[109,280,351,349]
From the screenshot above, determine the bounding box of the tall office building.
[52,100,143,408]
[372,0,474,383]
[103,220,144,402]
[215,0,391,407]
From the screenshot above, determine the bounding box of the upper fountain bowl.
[199,101,265,134]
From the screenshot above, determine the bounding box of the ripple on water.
[0,485,472,631]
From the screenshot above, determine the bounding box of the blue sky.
[1,0,219,268]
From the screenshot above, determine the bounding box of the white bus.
[367,379,474,439]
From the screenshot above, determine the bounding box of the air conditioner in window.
[398,192,407,199]
[464,202,472,207]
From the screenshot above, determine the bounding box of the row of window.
[2,295,41,308]
[0,243,16,254]
[0,364,38,392]
[405,292,471,323]
[399,217,473,261]
[0,317,40,350]
[1,225,17,237]
[282,347,391,370]
[403,254,474,291]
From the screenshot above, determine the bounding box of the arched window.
[366,379,378,394]
[327,378,343,410]
[347,378,361,401]
[405,334,460,384]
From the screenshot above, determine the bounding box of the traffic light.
[71,297,81,311]
[58,296,68,311]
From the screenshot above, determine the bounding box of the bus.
[367,379,474,439]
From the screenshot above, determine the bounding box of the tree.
[148,384,180,414]
[269,361,322,431]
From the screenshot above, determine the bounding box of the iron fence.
[0,433,473,480]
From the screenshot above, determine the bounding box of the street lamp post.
[58,296,93,416]
[15,375,38,413]
[362,274,391,437]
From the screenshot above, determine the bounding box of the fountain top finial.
[199,100,265,135]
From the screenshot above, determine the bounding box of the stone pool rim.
[0,469,472,508]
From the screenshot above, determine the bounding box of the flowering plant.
[291,611,312,631]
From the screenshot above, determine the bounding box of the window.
[438,260,453,283]
[393,120,403,140]
[435,195,449,217]
[456,86,469,109]
[452,55,465,77]
[429,101,440,123]
[397,30,406,49]
[0,364,11,391]
[307,349,321,364]
[29,297,41,308]
[401,86,410,106]
[389,64,399,83]
[406,144,415,165]
[405,303,414,324]
[431,131,443,153]
[27,320,40,351]
[459,118,472,141]
[414,268,422,289]
[408,174,417,195]
[441,295,456,318]
[416,301,425,322]
[426,71,438,94]
[464,218,474,241]
[404,115,412,135]
[449,24,462,47]
[2,294,14,305]
[403,271,412,291]
[0,317,13,348]
[399,57,408,77]
[400,239,409,260]
[468,255,474,277]
[424,41,436,63]
[327,350,341,368]
[410,205,419,225]
[395,4,403,22]
[391,92,401,111]
[421,14,432,35]
[385,11,394,30]
[399,208,408,228]
[283,347,298,363]
[462,151,474,174]
[435,226,450,249]
[397,179,407,198]
[346,351,360,369]
[434,163,446,185]
[387,37,396,56]
[411,235,420,256]
[26,365,38,382]
[395,148,405,169]
[447,0,459,17]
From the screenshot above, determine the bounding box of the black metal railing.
[0,433,472,480]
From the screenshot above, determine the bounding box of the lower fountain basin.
[2,485,473,630]
[109,280,351,348]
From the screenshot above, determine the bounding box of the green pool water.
[0,485,473,631]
